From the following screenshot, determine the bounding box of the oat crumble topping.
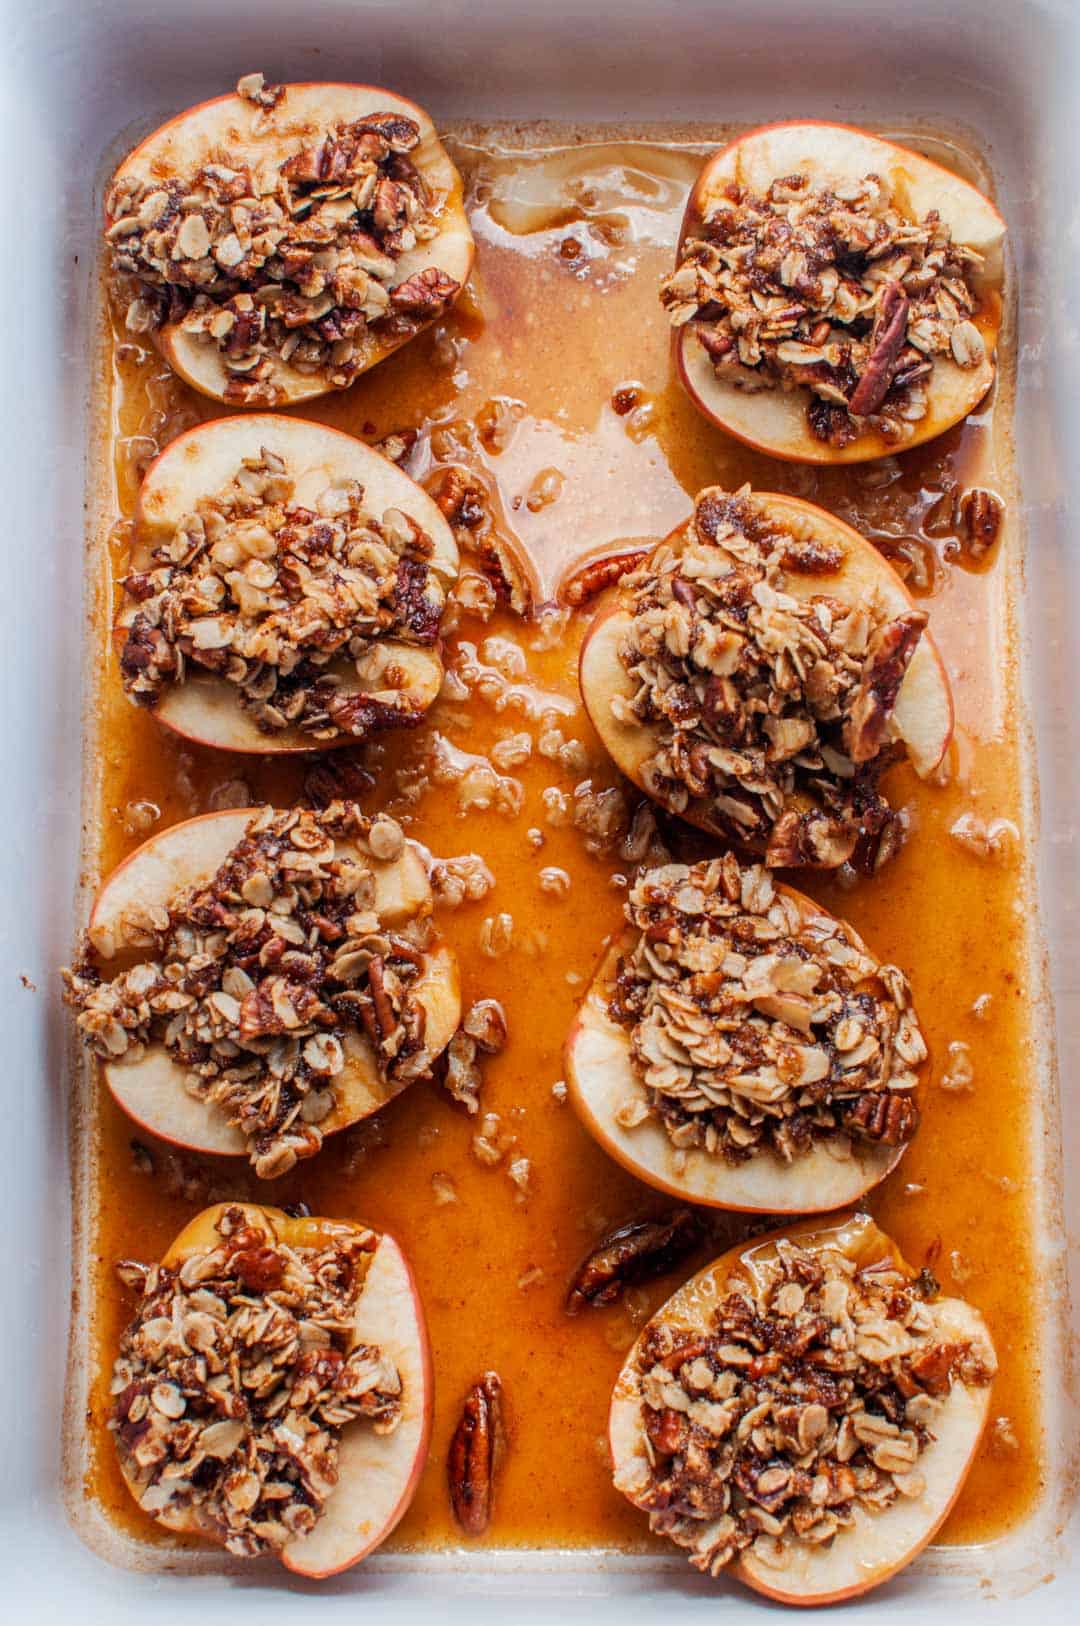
[615,488,926,867]
[120,447,448,739]
[110,1205,402,1556]
[661,171,986,447]
[622,1238,994,1575]
[106,76,461,403]
[610,856,925,1163]
[63,805,434,1178]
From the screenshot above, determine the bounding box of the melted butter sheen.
[89,126,1041,1557]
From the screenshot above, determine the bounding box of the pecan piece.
[847,280,910,417]
[645,1405,690,1457]
[448,1371,502,1536]
[565,1209,704,1314]
[390,267,461,315]
[844,611,926,764]
[765,807,858,869]
[561,548,650,607]
[842,1090,919,1146]
[366,954,397,1041]
[959,488,1004,559]
[230,1246,285,1293]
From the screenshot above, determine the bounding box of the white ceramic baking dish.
[4,0,1077,1617]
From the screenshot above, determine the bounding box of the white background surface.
[3,0,1077,1618]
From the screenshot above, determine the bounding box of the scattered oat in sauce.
[610,856,923,1162]
[85,125,1039,1558]
[110,1204,401,1555]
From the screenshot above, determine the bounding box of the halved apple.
[566,884,917,1214]
[675,121,1005,462]
[119,414,459,754]
[90,809,460,1155]
[115,1201,432,1576]
[107,81,474,405]
[579,490,953,852]
[609,1212,995,1605]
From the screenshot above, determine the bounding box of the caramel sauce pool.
[82,124,1043,1560]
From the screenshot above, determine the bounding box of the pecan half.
[448,1371,502,1535]
[561,548,651,607]
[841,1090,919,1146]
[959,488,1004,559]
[391,267,461,315]
[565,1209,704,1314]
[847,281,909,417]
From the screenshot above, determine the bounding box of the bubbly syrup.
[76,123,1044,1562]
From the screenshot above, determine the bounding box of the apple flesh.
[107,82,475,406]
[120,414,459,754]
[578,490,953,850]
[676,121,1005,463]
[115,1201,432,1576]
[90,810,461,1156]
[609,1212,995,1604]
[565,885,914,1214]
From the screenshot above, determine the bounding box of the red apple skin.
[608,1213,995,1605]
[106,82,475,407]
[673,120,1005,464]
[577,490,953,853]
[113,1202,433,1575]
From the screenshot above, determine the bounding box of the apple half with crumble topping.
[112,1201,432,1575]
[117,414,458,754]
[665,121,1005,462]
[566,855,925,1213]
[65,805,460,1175]
[105,76,474,406]
[579,487,952,869]
[609,1212,996,1604]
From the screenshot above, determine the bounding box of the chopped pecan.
[302,754,377,809]
[646,1406,690,1457]
[230,1246,285,1293]
[766,807,858,869]
[566,1210,704,1314]
[391,267,461,315]
[448,1371,502,1536]
[844,611,926,764]
[848,281,910,416]
[366,955,397,1042]
[842,1091,919,1146]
